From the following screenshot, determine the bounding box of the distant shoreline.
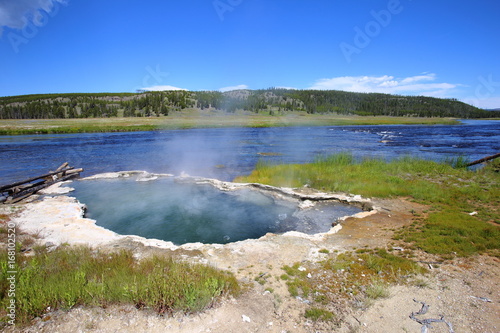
[0,113,463,136]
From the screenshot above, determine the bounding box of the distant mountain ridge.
[1,89,498,119]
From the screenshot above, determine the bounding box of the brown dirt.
[2,197,499,333]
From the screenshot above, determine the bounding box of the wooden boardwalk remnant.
[0,163,83,204]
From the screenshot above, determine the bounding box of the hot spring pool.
[69,176,363,245]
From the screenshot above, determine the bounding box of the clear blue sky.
[1,0,499,108]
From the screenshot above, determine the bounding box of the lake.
[1,120,499,184]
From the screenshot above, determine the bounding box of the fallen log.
[466,152,500,167]
[5,173,81,204]
[64,168,84,176]
[0,167,74,192]
[1,163,83,204]
[55,162,69,172]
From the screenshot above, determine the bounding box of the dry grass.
[0,112,459,135]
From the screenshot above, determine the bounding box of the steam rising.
[71,176,362,245]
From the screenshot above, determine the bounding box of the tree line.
[0,89,498,119]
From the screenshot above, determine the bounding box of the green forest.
[0,89,497,119]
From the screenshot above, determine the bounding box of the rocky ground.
[1,179,498,333]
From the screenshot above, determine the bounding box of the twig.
[352,315,362,325]
[469,296,493,303]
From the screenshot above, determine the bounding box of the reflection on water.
[70,177,362,245]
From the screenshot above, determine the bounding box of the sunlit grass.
[0,245,239,326]
[0,114,459,135]
[236,153,500,257]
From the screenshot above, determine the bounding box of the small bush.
[304,307,335,321]
[366,281,390,299]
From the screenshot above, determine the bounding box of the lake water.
[1,120,499,184]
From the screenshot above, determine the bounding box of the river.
[1,120,499,184]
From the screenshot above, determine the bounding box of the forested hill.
[0,89,497,119]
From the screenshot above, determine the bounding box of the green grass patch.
[0,246,239,326]
[399,209,500,256]
[304,307,335,321]
[236,153,500,257]
[282,263,311,297]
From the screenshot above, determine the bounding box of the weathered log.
[466,152,500,167]
[1,164,83,204]
[6,173,80,203]
[64,168,84,175]
[55,162,69,172]
[0,167,74,192]
[8,180,46,195]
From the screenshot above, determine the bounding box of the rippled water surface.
[1,120,499,184]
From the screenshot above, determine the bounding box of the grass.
[236,153,500,257]
[0,245,239,326]
[365,281,390,299]
[0,112,459,135]
[304,307,335,321]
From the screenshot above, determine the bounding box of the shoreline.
[3,172,499,332]
[0,114,462,136]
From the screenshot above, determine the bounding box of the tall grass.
[0,246,239,325]
[236,153,500,257]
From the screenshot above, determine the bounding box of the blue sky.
[0,0,499,108]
